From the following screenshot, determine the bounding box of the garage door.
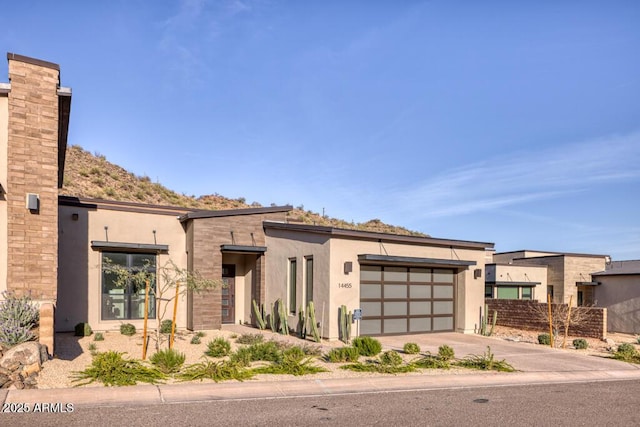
[359,265,455,335]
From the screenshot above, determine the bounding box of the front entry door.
[222,264,236,324]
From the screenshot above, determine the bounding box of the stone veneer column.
[6,56,60,301]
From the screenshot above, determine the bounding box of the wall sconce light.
[474,268,482,279]
[344,261,353,274]
[71,213,79,221]
[26,193,39,212]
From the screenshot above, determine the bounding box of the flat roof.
[496,249,609,258]
[486,281,541,286]
[60,196,197,216]
[220,244,267,254]
[91,241,169,253]
[264,221,493,250]
[486,263,547,268]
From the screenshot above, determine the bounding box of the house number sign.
[338,283,352,288]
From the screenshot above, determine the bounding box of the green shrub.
[196,331,206,338]
[340,360,416,374]
[120,323,136,336]
[236,333,264,345]
[178,360,253,382]
[412,355,450,370]
[72,351,165,386]
[94,332,104,341]
[230,340,284,366]
[403,343,421,354]
[150,348,186,374]
[454,346,515,372]
[160,320,173,334]
[438,345,455,361]
[380,350,403,367]
[252,347,327,376]
[0,291,39,328]
[326,347,360,363]
[538,333,551,345]
[572,339,588,350]
[352,336,382,357]
[190,335,201,345]
[615,343,639,361]
[75,322,92,337]
[88,343,97,352]
[230,347,253,367]
[205,337,231,357]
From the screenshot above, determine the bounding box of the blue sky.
[2,1,639,259]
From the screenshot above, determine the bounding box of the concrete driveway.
[377,332,640,373]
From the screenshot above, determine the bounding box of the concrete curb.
[4,369,640,408]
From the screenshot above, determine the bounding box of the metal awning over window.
[220,244,267,254]
[91,241,168,253]
[576,281,601,286]
[486,281,540,287]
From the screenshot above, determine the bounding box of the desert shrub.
[352,336,382,357]
[205,337,231,357]
[178,360,253,382]
[230,347,253,367]
[150,348,186,374]
[615,343,639,362]
[0,319,36,347]
[0,291,39,327]
[438,345,455,361]
[538,334,551,345]
[380,350,403,367]
[252,347,327,376]
[299,343,323,356]
[190,335,201,345]
[326,347,360,363]
[403,343,421,354]
[340,360,416,374]
[75,322,92,337]
[572,339,589,350]
[72,351,165,386]
[120,323,136,336]
[94,332,104,341]
[236,333,264,345]
[230,341,283,366]
[454,346,515,372]
[160,320,173,334]
[412,355,450,370]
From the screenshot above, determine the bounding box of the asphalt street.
[3,379,640,426]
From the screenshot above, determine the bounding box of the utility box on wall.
[26,193,39,211]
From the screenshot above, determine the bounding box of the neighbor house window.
[101,252,156,320]
[288,258,297,314]
[305,257,313,306]
[486,284,534,300]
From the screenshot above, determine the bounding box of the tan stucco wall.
[265,229,488,339]
[264,229,331,336]
[594,275,640,334]
[57,205,187,332]
[492,251,557,263]
[486,264,548,301]
[0,94,7,296]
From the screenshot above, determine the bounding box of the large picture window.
[101,252,156,320]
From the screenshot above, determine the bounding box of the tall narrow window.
[305,257,314,306]
[288,258,297,314]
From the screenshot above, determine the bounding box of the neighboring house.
[491,250,608,306]
[1,53,494,342]
[485,263,547,301]
[592,260,640,334]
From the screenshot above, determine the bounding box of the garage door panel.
[409,317,431,332]
[360,319,381,335]
[361,301,381,316]
[383,318,408,334]
[361,284,381,298]
[433,316,454,331]
[433,285,453,299]
[410,285,431,298]
[384,301,407,316]
[410,301,431,315]
[433,301,453,315]
[384,284,407,298]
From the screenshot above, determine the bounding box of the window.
[484,285,493,298]
[101,252,156,320]
[486,284,535,300]
[305,257,313,306]
[288,258,297,314]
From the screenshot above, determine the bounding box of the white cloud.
[395,131,640,219]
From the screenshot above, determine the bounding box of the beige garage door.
[359,265,455,335]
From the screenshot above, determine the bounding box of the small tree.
[530,298,591,348]
[103,258,221,357]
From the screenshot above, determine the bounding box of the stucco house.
[592,260,640,334]
[1,53,495,347]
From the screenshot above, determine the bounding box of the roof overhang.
[358,254,476,268]
[220,244,267,254]
[57,87,72,188]
[91,241,169,254]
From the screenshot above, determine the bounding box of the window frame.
[288,258,297,315]
[304,256,313,307]
[101,251,157,321]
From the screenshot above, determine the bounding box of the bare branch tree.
[529,301,592,348]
